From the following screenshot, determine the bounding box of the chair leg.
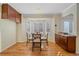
[40,42,41,51]
[27,40,28,43]
[32,47,33,51]
[32,42,34,51]
[26,40,29,46]
[46,40,48,45]
[47,42,48,45]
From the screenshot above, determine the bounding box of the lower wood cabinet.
[55,33,76,53]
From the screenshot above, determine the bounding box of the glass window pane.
[26,22,30,32]
[64,21,69,33]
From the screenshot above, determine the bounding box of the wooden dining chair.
[41,32,48,45]
[26,33,32,44]
[32,33,41,51]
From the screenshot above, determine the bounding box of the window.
[64,21,70,33]
[34,22,44,33]
[25,22,30,33]
[46,23,50,32]
[25,19,51,34]
[34,23,38,32]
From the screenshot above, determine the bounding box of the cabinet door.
[8,5,16,21]
[15,12,21,23]
[2,4,8,19]
[2,4,21,23]
[61,36,67,45]
[67,37,76,52]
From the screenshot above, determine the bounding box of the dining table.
[32,33,42,51]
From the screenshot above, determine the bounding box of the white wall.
[0,5,1,52]
[0,19,16,52]
[0,5,2,52]
[0,5,1,19]
[54,15,62,33]
[0,32,1,52]
[51,17,55,42]
[16,24,23,42]
[77,4,79,35]
[16,15,27,42]
[76,3,79,54]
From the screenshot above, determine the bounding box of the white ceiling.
[9,3,73,14]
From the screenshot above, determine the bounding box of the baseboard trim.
[0,42,16,53]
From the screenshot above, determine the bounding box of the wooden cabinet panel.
[2,4,8,19]
[1,4,21,23]
[15,12,21,23]
[67,37,76,52]
[55,33,76,53]
[8,5,16,21]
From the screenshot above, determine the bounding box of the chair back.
[26,32,32,39]
[46,33,48,39]
[32,33,41,41]
[41,32,48,39]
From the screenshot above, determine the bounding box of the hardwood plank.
[0,42,76,56]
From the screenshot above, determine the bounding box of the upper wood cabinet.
[2,4,8,19]
[15,11,21,23]
[1,4,21,23]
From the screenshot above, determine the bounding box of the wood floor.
[0,42,77,56]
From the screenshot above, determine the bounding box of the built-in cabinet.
[55,33,76,53]
[1,4,21,23]
[15,11,21,23]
